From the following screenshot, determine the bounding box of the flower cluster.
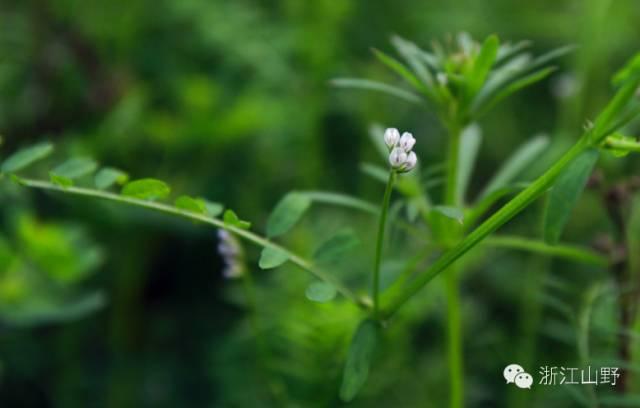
[217,229,245,279]
[384,128,417,172]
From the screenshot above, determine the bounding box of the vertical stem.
[444,123,464,408]
[373,170,396,317]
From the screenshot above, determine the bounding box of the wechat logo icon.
[504,364,533,389]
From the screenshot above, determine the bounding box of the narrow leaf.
[266,192,311,238]
[339,319,380,402]
[330,78,421,103]
[389,35,438,100]
[121,178,170,201]
[305,281,337,303]
[432,205,464,224]
[94,167,129,190]
[544,149,599,244]
[313,229,360,264]
[592,69,640,142]
[476,67,557,117]
[628,195,640,275]
[258,247,289,270]
[372,48,429,94]
[479,134,550,199]
[467,34,499,97]
[1,142,53,173]
[456,123,482,204]
[175,195,207,215]
[51,157,98,179]
[302,191,378,215]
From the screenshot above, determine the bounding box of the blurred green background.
[1,0,640,406]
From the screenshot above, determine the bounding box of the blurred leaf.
[266,192,311,238]
[313,229,360,264]
[479,134,549,199]
[331,78,421,104]
[1,142,53,173]
[389,35,438,100]
[339,319,379,402]
[456,123,482,203]
[372,48,429,95]
[50,157,98,179]
[432,205,464,224]
[49,173,73,188]
[204,200,224,217]
[466,34,499,98]
[175,195,207,215]
[544,149,599,244]
[258,247,289,270]
[368,123,392,160]
[223,210,251,230]
[475,67,556,117]
[305,281,337,303]
[495,40,531,64]
[121,178,170,201]
[302,191,378,215]
[94,167,129,190]
[472,54,531,110]
[612,52,640,86]
[529,44,576,71]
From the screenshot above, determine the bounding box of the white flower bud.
[404,151,417,171]
[383,128,400,149]
[399,132,416,152]
[389,147,408,169]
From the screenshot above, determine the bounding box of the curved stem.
[17,178,366,307]
[373,170,396,316]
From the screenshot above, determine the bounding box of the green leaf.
[330,78,422,104]
[305,281,337,303]
[479,134,550,199]
[1,142,54,173]
[372,48,429,95]
[266,192,311,238]
[175,195,207,215]
[49,172,73,188]
[203,200,224,217]
[389,35,438,101]
[467,34,499,97]
[612,52,640,86]
[339,319,380,402]
[313,229,360,264]
[121,178,170,201]
[475,67,556,117]
[223,209,251,230]
[94,167,129,189]
[603,133,640,157]
[432,205,464,224]
[302,191,378,215]
[456,123,482,204]
[258,247,289,269]
[51,157,98,179]
[544,149,599,244]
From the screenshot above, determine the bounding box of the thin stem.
[373,170,396,316]
[382,138,590,317]
[604,136,640,153]
[17,178,366,307]
[443,123,463,408]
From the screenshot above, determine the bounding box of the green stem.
[17,178,366,307]
[382,138,590,316]
[604,135,640,153]
[444,123,463,408]
[373,170,396,316]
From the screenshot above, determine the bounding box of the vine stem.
[17,178,367,307]
[373,170,396,317]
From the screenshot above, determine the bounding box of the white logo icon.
[504,364,532,389]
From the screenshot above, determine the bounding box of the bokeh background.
[1,0,640,406]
